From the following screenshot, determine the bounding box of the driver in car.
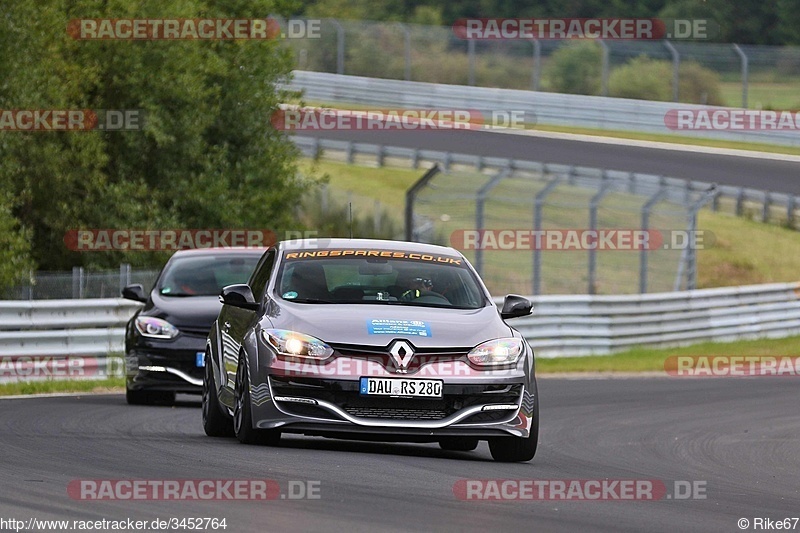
[400,277,433,301]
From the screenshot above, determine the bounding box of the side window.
[249,250,276,301]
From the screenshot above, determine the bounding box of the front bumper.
[251,374,536,439]
[125,333,207,393]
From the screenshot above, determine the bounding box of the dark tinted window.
[276,252,486,309]
[249,250,276,301]
[157,254,261,297]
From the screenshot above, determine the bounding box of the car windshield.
[275,250,487,309]
[157,254,261,297]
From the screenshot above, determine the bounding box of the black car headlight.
[262,329,334,360]
[468,338,524,366]
[135,317,179,339]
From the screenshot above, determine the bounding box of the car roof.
[277,238,462,256]
[169,247,267,258]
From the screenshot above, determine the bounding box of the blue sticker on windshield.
[367,319,431,337]
[283,291,298,299]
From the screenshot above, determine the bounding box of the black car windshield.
[276,250,487,309]
[157,254,261,297]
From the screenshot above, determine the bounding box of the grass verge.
[0,377,124,397]
[536,335,800,373]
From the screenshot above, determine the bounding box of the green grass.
[0,377,124,397]
[719,81,800,111]
[535,335,800,373]
[297,100,800,156]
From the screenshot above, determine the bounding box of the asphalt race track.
[1,377,798,532]
[297,129,800,195]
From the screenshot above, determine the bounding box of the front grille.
[179,326,211,337]
[345,407,448,420]
[270,376,523,423]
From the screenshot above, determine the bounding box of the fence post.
[468,40,476,86]
[663,40,680,102]
[598,39,609,96]
[588,172,613,294]
[640,183,668,294]
[680,185,718,291]
[474,168,511,275]
[119,263,131,295]
[531,39,541,91]
[374,199,382,235]
[532,174,564,295]
[331,19,345,74]
[396,23,411,81]
[732,44,749,108]
[72,266,85,299]
[405,164,441,242]
[762,192,771,223]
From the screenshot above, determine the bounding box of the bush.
[544,41,602,95]
[609,56,723,105]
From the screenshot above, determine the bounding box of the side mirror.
[220,284,259,311]
[122,284,147,303]
[500,294,533,320]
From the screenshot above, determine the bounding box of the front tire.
[233,352,280,446]
[202,350,234,437]
[489,398,539,462]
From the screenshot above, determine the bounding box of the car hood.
[144,292,222,329]
[269,302,512,349]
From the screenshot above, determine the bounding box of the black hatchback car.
[122,247,264,405]
[203,239,538,462]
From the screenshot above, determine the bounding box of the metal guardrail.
[293,135,800,227]
[1,284,799,382]
[287,71,800,147]
[506,282,800,356]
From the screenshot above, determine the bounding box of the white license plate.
[359,377,443,398]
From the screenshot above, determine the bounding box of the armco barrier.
[1,283,800,382]
[0,299,141,383]
[516,282,800,356]
[286,70,800,147]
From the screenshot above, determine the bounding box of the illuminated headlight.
[135,317,179,339]
[468,338,524,366]
[262,329,333,360]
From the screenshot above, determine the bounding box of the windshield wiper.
[289,298,336,304]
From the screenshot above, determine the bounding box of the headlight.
[468,338,524,366]
[262,329,333,360]
[135,317,179,339]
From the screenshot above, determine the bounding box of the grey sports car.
[202,238,539,462]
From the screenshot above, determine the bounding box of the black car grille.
[270,376,522,422]
[179,326,211,337]
[345,407,449,420]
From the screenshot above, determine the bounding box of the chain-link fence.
[278,17,800,110]
[2,266,160,300]
[407,165,714,296]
